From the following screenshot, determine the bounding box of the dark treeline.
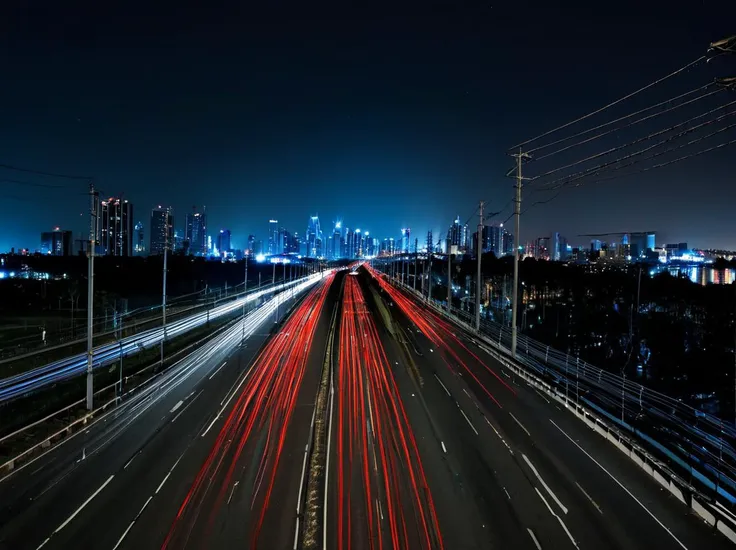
[0,254,322,316]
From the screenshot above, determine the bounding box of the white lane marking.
[534,487,578,549]
[54,475,115,533]
[484,417,513,454]
[575,482,603,514]
[170,400,183,413]
[459,408,479,435]
[550,419,688,550]
[527,528,542,550]
[155,452,184,495]
[137,495,153,518]
[323,370,336,550]
[462,388,472,399]
[171,390,202,423]
[504,487,512,500]
[509,412,531,437]
[434,374,451,397]
[155,472,172,494]
[228,481,240,505]
[35,538,50,550]
[378,499,384,520]
[112,521,135,550]
[522,454,568,515]
[441,441,447,453]
[203,363,255,437]
[296,443,309,514]
[209,361,228,380]
[123,451,140,470]
[534,388,551,404]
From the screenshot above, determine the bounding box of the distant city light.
[255,254,266,262]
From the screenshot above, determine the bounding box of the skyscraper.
[400,228,411,253]
[41,227,72,256]
[150,206,174,255]
[268,219,279,255]
[332,221,343,259]
[217,229,231,254]
[306,215,322,258]
[447,216,463,252]
[134,222,145,255]
[185,208,207,256]
[247,234,256,256]
[99,197,133,256]
[426,230,433,253]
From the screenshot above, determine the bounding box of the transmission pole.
[510,150,531,358]
[476,200,484,332]
[161,208,169,368]
[242,252,248,346]
[86,182,97,410]
[447,250,452,313]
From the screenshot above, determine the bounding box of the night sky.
[1,1,735,252]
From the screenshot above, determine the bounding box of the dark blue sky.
[1,0,735,252]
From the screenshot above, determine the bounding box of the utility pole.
[86,182,97,410]
[476,200,484,332]
[241,252,248,346]
[413,252,418,291]
[510,150,531,358]
[428,253,433,303]
[160,209,169,368]
[447,252,452,313]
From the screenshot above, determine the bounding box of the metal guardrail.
[383,272,736,510]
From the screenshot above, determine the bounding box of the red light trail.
[334,274,443,549]
[162,273,334,550]
[365,264,516,407]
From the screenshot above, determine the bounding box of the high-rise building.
[447,216,469,252]
[134,222,145,255]
[306,215,322,258]
[150,206,174,255]
[426,230,433,253]
[400,228,411,253]
[40,227,72,256]
[99,197,133,256]
[247,234,256,256]
[217,229,231,254]
[267,219,279,255]
[332,221,343,259]
[552,232,568,261]
[185,208,207,255]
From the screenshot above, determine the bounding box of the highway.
[0,263,730,550]
[364,265,731,549]
[0,271,338,550]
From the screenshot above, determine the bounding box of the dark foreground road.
[0,273,339,550]
[364,264,731,550]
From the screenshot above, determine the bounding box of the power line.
[539,121,736,192]
[532,86,725,160]
[534,107,736,188]
[511,55,707,150]
[1,178,67,189]
[0,163,92,181]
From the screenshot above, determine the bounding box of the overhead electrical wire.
[0,163,92,181]
[532,86,726,161]
[538,120,736,192]
[510,55,707,150]
[532,106,736,187]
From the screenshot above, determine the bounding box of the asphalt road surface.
[0,272,339,550]
[364,265,731,550]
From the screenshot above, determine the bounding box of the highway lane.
[366,266,731,550]
[160,270,339,549]
[0,275,330,550]
[325,273,443,550]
